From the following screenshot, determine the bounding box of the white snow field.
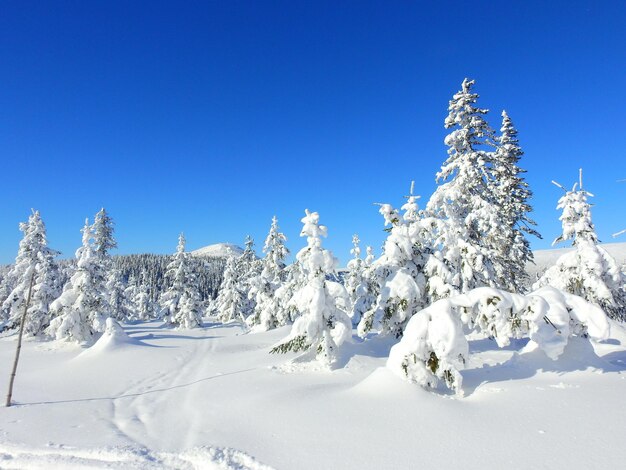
[2,317,626,469]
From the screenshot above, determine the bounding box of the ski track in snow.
[0,321,274,469]
[0,441,274,469]
[110,323,258,450]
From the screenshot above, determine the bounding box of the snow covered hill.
[1,318,626,469]
[190,243,244,258]
[528,242,626,280]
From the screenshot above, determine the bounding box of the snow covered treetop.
[296,210,336,275]
[300,209,328,241]
[92,208,117,256]
[444,78,489,131]
[377,204,402,227]
[553,172,597,246]
[401,181,421,223]
[177,233,186,254]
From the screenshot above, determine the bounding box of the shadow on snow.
[461,337,626,397]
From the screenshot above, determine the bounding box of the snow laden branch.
[387,287,610,395]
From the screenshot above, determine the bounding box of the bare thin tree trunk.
[5,269,36,407]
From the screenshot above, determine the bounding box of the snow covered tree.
[345,234,375,327]
[357,186,434,338]
[238,235,258,277]
[534,171,626,320]
[273,261,304,326]
[87,207,117,330]
[159,233,202,328]
[247,217,290,330]
[236,235,260,319]
[388,286,610,394]
[126,272,154,321]
[426,78,502,294]
[213,249,247,323]
[271,210,351,365]
[92,208,117,258]
[491,110,540,291]
[1,210,61,336]
[106,268,132,321]
[47,219,109,342]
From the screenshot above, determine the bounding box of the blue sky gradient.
[1,1,625,265]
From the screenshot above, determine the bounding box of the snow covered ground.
[2,318,626,469]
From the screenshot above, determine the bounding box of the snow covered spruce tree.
[271,210,351,365]
[106,269,132,321]
[129,272,155,320]
[1,210,61,335]
[159,233,202,328]
[88,207,118,330]
[273,260,304,326]
[47,219,109,342]
[357,186,437,338]
[92,208,117,260]
[534,171,626,320]
[426,79,505,294]
[236,235,260,319]
[344,234,374,326]
[213,248,247,323]
[491,110,540,291]
[247,216,290,330]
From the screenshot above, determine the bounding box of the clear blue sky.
[1,1,625,265]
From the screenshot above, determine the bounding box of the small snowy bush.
[388,287,610,394]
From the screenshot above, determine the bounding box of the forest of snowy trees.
[1,79,624,394]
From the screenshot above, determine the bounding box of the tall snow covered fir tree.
[92,208,117,258]
[426,78,502,294]
[1,210,60,335]
[89,207,117,330]
[534,171,626,320]
[47,219,109,342]
[247,217,289,330]
[491,110,540,291]
[271,210,351,365]
[159,233,202,328]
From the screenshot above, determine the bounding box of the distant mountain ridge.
[190,243,244,258]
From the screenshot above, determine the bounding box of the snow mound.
[77,318,140,357]
[0,442,274,470]
[190,243,244,258]
[388,287,611,394]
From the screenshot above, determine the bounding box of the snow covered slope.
[528,242,626,280]
[1,318,626,469]
[190,243,244,258]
